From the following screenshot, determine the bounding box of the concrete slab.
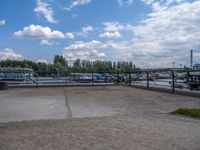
[66,89,117,118]
[1,86,200,150]
[0,88,69,123]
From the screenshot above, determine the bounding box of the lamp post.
[172,62,176,69]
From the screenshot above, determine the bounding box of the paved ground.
[0,88,68,122]
[0,86,200,150]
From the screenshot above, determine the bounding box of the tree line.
[0,55,139,76]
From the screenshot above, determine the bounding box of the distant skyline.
[0,0,200,68]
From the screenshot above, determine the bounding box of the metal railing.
[126,69,200,95]
[7,72,115,87]
[1,68,200,96]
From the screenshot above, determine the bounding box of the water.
[133,79,188,89]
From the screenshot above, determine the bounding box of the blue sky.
[0,0,200,68]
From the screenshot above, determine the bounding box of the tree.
[53,55,68,67]
[0,56,138,75]
[73,59,81,72]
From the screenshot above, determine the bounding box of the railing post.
[36,76,38,88]
[147,72,149,89]
[117,72,119,85]
[74,74,76,83]
[92,72,94,86]
[65,74,67,87]
[187,71,190,83]
[129,73,131,86]
[171,71,175,93]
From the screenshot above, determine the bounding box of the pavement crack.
[63,87,72,118]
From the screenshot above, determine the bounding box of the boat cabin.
[187,72,200,90]
[0,68,34,81]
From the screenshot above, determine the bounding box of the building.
[193,64,200,70]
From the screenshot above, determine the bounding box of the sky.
[0,0,200,68]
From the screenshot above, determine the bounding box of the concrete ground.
[0,88,68,122]
[0,86,200,150]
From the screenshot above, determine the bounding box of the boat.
[0,68,34,81]
[187,72,200,90]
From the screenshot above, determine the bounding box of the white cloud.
[0,48,23,60]
[64,0,200,68]
[63,40,132,61]
[64,49,105,61]
[64,40,130,52]
[0,19,6,25]
[130,0,200,68]
[65,26,94,39]
[63,40,106,61]
[64,40,103,51]
[65,0,92,11]
[36,59,48,64]
[14,24,65,39]
[81,25,94,34]
[142,0,184,6]
[142,0,156,5]
[118,0,133,7]
[76,25,94,36]
[165,0,184,5]
[40,40,59,46]
[103,21,134,32]
[65,32,75,39]
[100,22,133,39]
[103,22,124,32]
[91,50,106,58]
[99,31,122,38]
[34,0,57,24]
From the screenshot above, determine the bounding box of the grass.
[171,108,200,119]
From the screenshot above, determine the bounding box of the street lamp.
[172,62,176,69]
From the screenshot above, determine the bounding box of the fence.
[1,68,200,95]
[127,69,200,96]
[7,72,115,87]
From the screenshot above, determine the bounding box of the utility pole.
[190,49,193,68]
